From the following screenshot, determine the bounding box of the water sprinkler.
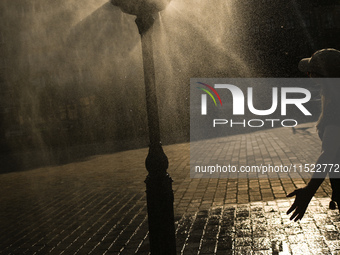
[110,1,176,254]
[111,0,171,15]
[111,0,171,34]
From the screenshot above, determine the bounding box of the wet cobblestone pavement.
[176,198,340,255]
[1,123,339,254]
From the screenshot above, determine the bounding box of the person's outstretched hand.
[286,187,314,221]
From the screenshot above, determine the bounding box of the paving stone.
[1,122,340,254]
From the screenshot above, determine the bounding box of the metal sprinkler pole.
[109,1,176,252]
[135,13,177,255]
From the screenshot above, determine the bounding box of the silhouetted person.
[287,49,340,221]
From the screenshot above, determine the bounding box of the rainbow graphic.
[197,82,223,106]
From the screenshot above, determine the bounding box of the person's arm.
[287,125,340,221]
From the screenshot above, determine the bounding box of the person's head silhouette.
[298,48,340,78]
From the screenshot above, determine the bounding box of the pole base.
[145,172,176,255]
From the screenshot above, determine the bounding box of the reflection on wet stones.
[253,237,271,250]
[175,198,340,254]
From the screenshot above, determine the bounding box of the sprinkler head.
[111,0,171,16]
